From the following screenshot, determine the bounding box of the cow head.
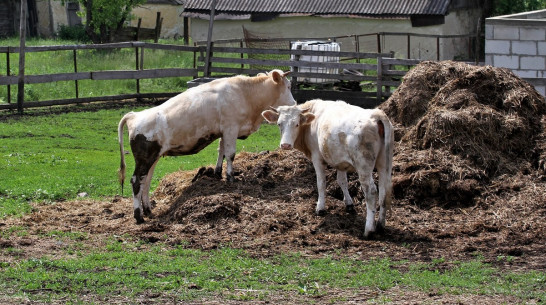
[267,69,296,107]
[262,105,315,150]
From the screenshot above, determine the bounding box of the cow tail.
[117,114,129,196]
[383,118,394,211]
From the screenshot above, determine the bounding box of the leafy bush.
[57,24,90,42]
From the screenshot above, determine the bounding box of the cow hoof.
[135,209,144,225]
[316,209,327,217]
[226,174,234,183]
[362,230,375,240]
[376,223,385,233]
[143,207,153,217]
[214,168,223,179]
[345,205,357,215]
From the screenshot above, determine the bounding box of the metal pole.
[17,0,27,114]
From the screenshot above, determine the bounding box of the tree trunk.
[83,0,101,43]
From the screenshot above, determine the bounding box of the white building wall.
[190,7,481,61]
[485,9,546,96]
[131,4,186,38]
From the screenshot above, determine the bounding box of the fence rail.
[0,42,201,111]
[0,41,424,112]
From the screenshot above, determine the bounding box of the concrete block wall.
[485,9,546,96]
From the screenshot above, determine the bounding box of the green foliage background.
[491,0,546,16]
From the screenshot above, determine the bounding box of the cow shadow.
[315,206,431,244]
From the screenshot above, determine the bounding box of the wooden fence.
[0,42,199,110]
[0,41,423,111]
[195,44,422,107]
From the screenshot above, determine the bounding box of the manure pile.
[380,60,546,207]
[143,61,545,263]
[3,61,544,267]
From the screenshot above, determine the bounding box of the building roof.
[182,0,453,18]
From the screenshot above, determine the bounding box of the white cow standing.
[262,99,394,238]
[118,70,296,224]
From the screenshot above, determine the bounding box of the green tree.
[491,0,546,16]
[62,0,145,43]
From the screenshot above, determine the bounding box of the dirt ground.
[2,149,545,269]
[1,61,545,304]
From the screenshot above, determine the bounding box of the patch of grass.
[0,104,280,218]
[0,225,29,239]
[0,243,543,303]
[43,230,89,241]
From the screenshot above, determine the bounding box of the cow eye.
[296,123,299,127]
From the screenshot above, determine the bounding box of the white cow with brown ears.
[118,70,295,224]
[262,99,394,238]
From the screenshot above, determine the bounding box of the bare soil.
[1,61,545,304]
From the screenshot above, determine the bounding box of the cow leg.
[131,167,150,224]
[336,170,355,214]
[129,134,161,224]
[375,161,389,232]
[360,173,378,238]
[222,132,238,182]
[312,157,327,216]
[141,159,159,218]
[214,138,225,178]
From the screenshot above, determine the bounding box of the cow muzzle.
[280,143,293,150]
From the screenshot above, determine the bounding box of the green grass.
[0,104,281,218]
[0,38,195,104]
[0,240,544,303]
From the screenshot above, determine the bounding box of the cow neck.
[294,124,312,158]
[248,76,279,108]
[244,76,281,120]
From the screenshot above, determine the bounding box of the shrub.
[57,24,90,42]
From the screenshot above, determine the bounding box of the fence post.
[354,35,360,63]
[136,18,142,41]
[291,43,301,94]
[376,56,383,102]
[73,49,79,98]
[17,0,27,114]
[135,45,140,94]
[6,47,10,104]
[154,12,162,43]
[240,40,244,70]
[436,36,440,61]
[204,0,217,78]
[376,33,381,53]
[407,34,411,59]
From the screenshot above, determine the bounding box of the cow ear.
[271,70,282,84]
[262,110,279,123]
[301,113,315,125]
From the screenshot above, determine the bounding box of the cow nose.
[281,143,292,150]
